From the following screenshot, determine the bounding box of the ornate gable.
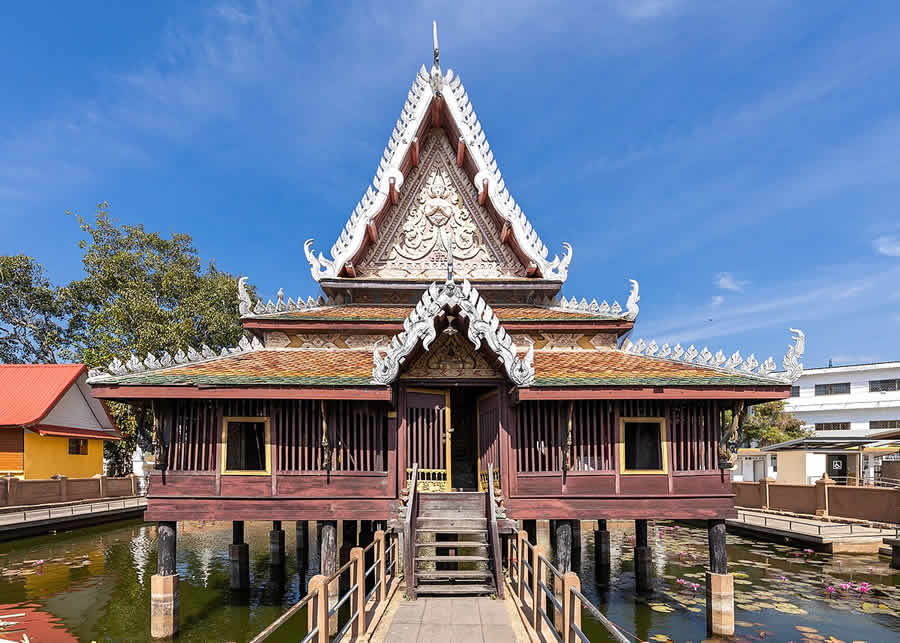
[400,330,501,379]
[304,48,572,284]
[357,134,526,280]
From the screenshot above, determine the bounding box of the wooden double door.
[404,387,501,492]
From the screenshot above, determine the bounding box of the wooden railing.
[487,463,505,599]
[507,529,629,643]
[403,463,419,597]
[249,529,400,643]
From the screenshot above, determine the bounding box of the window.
[871,420,900,430]
[815,382,851,396]
[869,379,899,393]
[770,455,777,473]
[68,438,88,455]
[815,422,851,431]
[790,386,800,397]
[620,418,667,474]
[221,417,270,474]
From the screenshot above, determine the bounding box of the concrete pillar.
[230,521,250,591]
[634,519,652,594]
[815,474,835,516]
[270,520,286,566]
[151,521,179,639]
[886,538,900,570]
[551,520,573,631]
[594,519,611,587]
[706,519,734,636]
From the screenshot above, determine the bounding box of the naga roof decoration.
[303,56,572,282]
[372,279,534,387]
[621,328,805,384]
[237,277,639,321]
[86,334,264,383]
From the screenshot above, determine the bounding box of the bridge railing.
[507,529,629,643]
[249,529,400,643]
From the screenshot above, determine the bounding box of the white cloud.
[716,272,748,292]
[711,295,724,307]
[874,235,900,257]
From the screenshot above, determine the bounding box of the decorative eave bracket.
[372,279,534,386]
[622,328,805,384]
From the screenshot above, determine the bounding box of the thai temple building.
[88,28,804,639]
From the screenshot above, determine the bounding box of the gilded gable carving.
[400,330,500,379]
[357,133,526,280]
[264,332,389,350]
[511,333,618,351]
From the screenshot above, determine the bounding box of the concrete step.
[415,555,489,563]
[416,569,493,580]
[414,541,488,549]
[415,582,495,596]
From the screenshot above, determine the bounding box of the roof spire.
[433,20,440,68]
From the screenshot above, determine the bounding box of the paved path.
[384,597,519,643]
[0,497,146,539]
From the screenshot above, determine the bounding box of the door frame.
[406,387,452,492]
[476,388,501,492]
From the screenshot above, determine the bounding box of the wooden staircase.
[413,492,496,596]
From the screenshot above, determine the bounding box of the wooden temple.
[88,31,804,638]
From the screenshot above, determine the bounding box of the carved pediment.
[400,329,500,379]
[357,134,526,280]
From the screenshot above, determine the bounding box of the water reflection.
[573,521,900,643]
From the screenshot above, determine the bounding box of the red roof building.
[0,364,119,479]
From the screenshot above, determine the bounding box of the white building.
[785,361,900,435]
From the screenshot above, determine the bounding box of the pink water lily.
[677,578,686,585]
[857,582,870,593]
[690,582,700,592]
[803,548,814,554]
[839,582,851,591]
[826,586,836,594]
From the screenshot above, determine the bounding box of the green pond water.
[0,519,897,642]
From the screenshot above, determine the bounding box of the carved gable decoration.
[400,330,499,379]
[357,135,526,280]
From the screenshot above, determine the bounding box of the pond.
[575,522,900,642]
[0,519,897,642]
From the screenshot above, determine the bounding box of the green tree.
[66,202,252,474]
[0,254,69,364]
[739,400,809,447]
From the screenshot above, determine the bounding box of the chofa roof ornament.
[372,279,534,387]
[303,26,572,283]
[622,328,805,383]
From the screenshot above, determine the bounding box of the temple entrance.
[404,385,501,492]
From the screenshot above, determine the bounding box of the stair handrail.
[487,463,505,599]
[404,462,419,596]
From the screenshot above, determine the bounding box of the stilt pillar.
[706,519,734,636]
[523,519,537,545]
[594,519,611,586]
[151,521,179,639]
[270,520,286,566]
[230,520,250,591]
[296,520,309,556]
[319,520,338,635]
[634,519,652,594]
[551,520,574,631]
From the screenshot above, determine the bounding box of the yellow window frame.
[618,416,668,475]
[221,416,271,476]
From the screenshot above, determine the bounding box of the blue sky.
[2,1,899,368]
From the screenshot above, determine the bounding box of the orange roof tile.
[97,347,783,389]
[0,364,85,426]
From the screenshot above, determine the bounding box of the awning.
[761,436,900,454]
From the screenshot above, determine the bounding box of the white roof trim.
[373,279,534,386]
[87,335,264,383]
[622,328,805,384]
[304,63,572,283]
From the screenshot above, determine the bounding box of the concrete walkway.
[382,597,521,643]
[729,508,899,553]
[0,496,146,540]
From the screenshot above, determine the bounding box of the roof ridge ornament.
[431,20,442,95]
[372,278,534,386]
[621,328,805,383]
[87,334,265,382]
[553,279,640,320]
